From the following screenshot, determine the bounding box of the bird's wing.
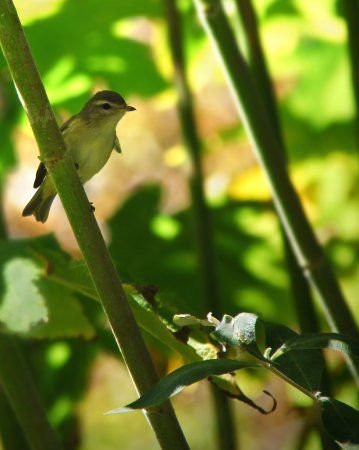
[114,135,122,153]
[33,161,47,188]
[60,114,76,133]
[33,116,76,188]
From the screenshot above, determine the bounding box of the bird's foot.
[89,202,95,212]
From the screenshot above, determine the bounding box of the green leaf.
[50,260,196,356]
[233,313,266,359]
[212,314,238,346]
[31,243,199,359]
[126,289,200,362]
[173,313,218,327]
[0,237,184,353]
[39,249,98,301]
[0,257,47,332]
[232,313,259,345]
[108,187,293,320]
[278,333,359,357]
[106,359,259,414]
[19,237,199,361]
[212,312,262,346]
[265,323,324,392]
[25,0,167,105]
[0,236,95,339]
[24,279,95,339]
[0,87,18,181]
[46,254,198,359]
[286,40,354,127]
[320,397,359,449]
[212,313,268,361]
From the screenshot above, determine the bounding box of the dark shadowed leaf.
[109,187,292,320]
[106,359,260,414]
[265,323,324,392]
[320,397,359,449]
[278,333,359,357]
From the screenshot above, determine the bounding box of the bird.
[22,90,135,223]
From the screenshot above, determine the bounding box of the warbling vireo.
[22,90,135,223]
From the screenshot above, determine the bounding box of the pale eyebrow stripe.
[92,100,122,107]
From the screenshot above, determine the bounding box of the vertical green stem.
[234,0,320,338]
[211,386,237,449]
[163,1,237,448]
[0,185,7,238]
[0,386,30,450]
[193,0,359,382]
[164,0,220,315]
[234,0,283,148]
[0,334,62,450]
[341,0,359,144]
[282,237,320,334]
[0,152,60,450]
[0,1,189,448]
[233,12,336,448]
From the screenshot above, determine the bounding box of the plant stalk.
[0,162,60,450]
[0,1,189,448]
[0,334,62,450]
[234,0,323,339]
[0,386,30,450]
[163,1,237,448]
[341,0,359,145]
[164,0,220,316]
[193,0,359,383]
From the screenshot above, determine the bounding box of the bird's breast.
[65,128,115,183]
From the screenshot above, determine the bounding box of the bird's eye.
[101,103,111,110]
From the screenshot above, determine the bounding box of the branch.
[164,1,236,449]
[234,0,323,338]
[164,0,220,315]
[0,123,61,450]
[0,1,189,448]
[0,333,62,450]
[341,0,359,145]
[193,0,359,383]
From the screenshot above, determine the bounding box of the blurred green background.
[0,0,358,449]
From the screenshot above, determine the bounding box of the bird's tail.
[22,185,56,223]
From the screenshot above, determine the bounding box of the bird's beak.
[125,105,136,112]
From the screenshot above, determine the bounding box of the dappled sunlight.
[1,0,358,448]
